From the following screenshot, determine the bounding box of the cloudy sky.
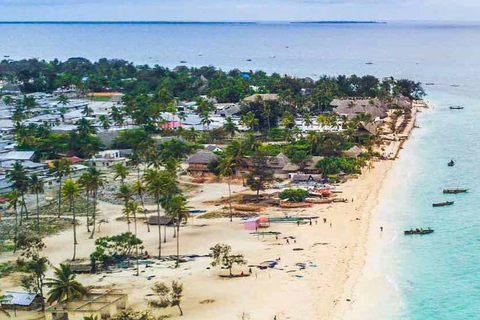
[1,0,480,21]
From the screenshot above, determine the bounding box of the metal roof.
[3,291,37,306]
[0,151,35,161]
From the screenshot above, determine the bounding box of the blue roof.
[3,291,37,306]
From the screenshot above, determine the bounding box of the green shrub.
[279,188,309,202]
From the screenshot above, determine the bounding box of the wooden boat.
[443,188,468,194]
[404,228,434,235]
[305,198,333,204]
[233,204,261,212]
[432,201,454,207]
[450,106,464,110]
[279,202,311,208]
[447,160,455,167]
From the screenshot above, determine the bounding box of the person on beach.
[380,226,384,232]
[309,220,312,226]
[330,223,332,228]
[323,218,327,223]
[286,238,290,244]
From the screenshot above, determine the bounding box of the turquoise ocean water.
[1,21,479,319]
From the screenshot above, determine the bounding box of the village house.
[330,98,389,120]
[291,174,324,186]
[89,150,126,169]
[1,291,40,311]
[187,150,219,177]
[343,146,363,158]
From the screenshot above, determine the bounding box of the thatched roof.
[291,174,322,183]
[243,94,279,102]
[187,151,219,164]
[330,98,388,119]
[305,156,324,170]
[267,153,291,169]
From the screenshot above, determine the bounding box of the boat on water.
[404,228,434,235]
[448,160,455,167]
[443,188,468,194]
[180,60,187,63]
[450,106,464,110]
[432,201,454,207]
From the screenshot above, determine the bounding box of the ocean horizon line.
[0,20,384,25]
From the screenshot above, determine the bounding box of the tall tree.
[83,167,105,239]
[112,163,129,185]
[218,156,235,222]
[21,254,49,311]
[6,162,29,222]
[29,174,45,232]
[116,184,133,232]
[62,179,81,261]
[164,194,189,267]
[246,151,274,202]
[7,190,20,253]
[223,116,238,140]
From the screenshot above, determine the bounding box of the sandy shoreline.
[0,108,425,320]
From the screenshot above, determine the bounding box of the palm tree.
[144,169,179,257]
[56,94,69,107]
[52,159,71,219]
[29,174,44,232]
[78,173,91,232]
[218,156,235,222]
[125,201,141,276]
[0,294,11,317]
[83,167,105,239]
[306,131,319,155]
[7,190,20,253]
[164,195,189,267]
[225,139,246,184]
[240,111,258,132]
[116,184,133,232]
[132,179,150,232]
[98,115,110,130]
[223,117,238,140]
[62,179,81,261]
[81,105,94,117]
[304,113,313,128]
[6,162,29,222]
[112,163,129,185]
[45,264,87,305]
[261,100,271,130]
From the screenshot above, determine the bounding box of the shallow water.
[1,21,480,319]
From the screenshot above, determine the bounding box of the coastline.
[325,105,424,320]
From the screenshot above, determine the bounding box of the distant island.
[291,21,385,24]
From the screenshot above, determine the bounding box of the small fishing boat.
[450,106,464,110]
[425,82,435,86]
[365,62,373,65]
[447,160,455,167]
[180,60,187,63]
[443,188,468,194]
[246,59,252,62]
[404,228,434,235]
[432,201,454,207]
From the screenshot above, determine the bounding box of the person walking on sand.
[323,218,327,223]
[380,226,384,232]
[330,222,332,228]
[286,238,290,244]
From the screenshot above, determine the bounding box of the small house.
[187,150,219,177]
[1,291,39,310]
[148,215,174,226]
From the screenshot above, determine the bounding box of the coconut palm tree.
[51,159,71,219]
[0,294,11,317]
[164,195,189,267]
[125,201,141,276]
[218,156,235,222]
[132,179,149,232]
[144,169,179,257]
[45,264,87,305]
[223,117,238,140]
[6,162,29,222]
[306,131,320,155]
[240,111,258,132]
[62,179,81,261]
[98,115,110,131]
[111,163,129,185]
[7,190,20,253]
[29,174,44,232]
[82,167,105,239]
[78,173,91,232]
[115,184,133,232]
[225,139,246,184]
